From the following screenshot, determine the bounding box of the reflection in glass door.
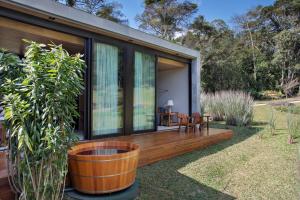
[92,42,123,136]
[133,51,156,131]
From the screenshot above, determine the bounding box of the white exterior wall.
[157,67,189,114]
[192,57,201,113]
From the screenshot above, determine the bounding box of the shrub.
[286,106,300,144]
[202,91,254,126]
[0,42,85,199]
[202,92,225,121]
[268,106,277,136]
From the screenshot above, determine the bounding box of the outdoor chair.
[192,112,205,131]
[178,113,194,133]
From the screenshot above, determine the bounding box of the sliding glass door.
[133,51,156,131]
[92,42,123,136]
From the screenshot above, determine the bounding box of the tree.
[136,0,198,40]
[96,2,128,24]
[76,0,106,14]
[272,29,300,94]
[56,0,128,24]
[55,0,77,7]
[233,8,263,82]
[182,16,245,92]
[192,0,300,96]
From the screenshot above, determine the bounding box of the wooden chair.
[178,113,194,133]
[192,112,205,131]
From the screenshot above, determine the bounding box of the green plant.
[274,104,300,114]
[202,93,225,121]
[0,49,21,146]
[0,41,85,200]
[286,106,300,144]
[268,106,276,136]
[223,91,254,126]
[203,91,254,126]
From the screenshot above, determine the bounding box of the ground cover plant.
[0,42,85,200]
[137,103,300,200]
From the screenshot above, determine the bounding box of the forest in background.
[57,0,300,99]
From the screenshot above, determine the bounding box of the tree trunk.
[246,22,257,81]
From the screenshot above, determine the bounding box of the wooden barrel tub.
[68,141,140,194]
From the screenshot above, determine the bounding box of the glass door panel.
[92,42,123,136]
[133,51,156,131]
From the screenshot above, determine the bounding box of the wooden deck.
[0,151,14,200]
[91,128,233,167]
[0,128,233,200]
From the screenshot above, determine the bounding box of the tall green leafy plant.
[0,41,85,200]
[0,49,21,146]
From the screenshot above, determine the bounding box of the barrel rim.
[68,141,140,160]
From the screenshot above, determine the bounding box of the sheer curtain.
[133,51,155,131]
[92,43,123,136]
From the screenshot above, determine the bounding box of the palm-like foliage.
[0,41,85,200]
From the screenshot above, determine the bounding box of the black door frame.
[131,48,158,134]
[89,39,129,139]
[155,56,192,127]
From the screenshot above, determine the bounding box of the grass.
[254,96,300,105]
[274,104,300,114]
[136,103,300,200]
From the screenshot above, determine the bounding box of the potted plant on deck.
[0,41,85,200]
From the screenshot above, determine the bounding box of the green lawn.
[274,104,300,115]
[137,104,300,200]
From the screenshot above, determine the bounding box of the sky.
[121,0,276,29]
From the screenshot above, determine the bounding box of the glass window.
[92,42,123,136]
[133,51,156,131]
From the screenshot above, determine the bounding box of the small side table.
[160,112,178,126]
[167,112,178,126]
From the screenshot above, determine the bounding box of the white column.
[191,55,201,113]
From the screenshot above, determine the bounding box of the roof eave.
[0,0,200,59]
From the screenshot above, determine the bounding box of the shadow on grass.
[251,121,268,126]
[137,123,263,200]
